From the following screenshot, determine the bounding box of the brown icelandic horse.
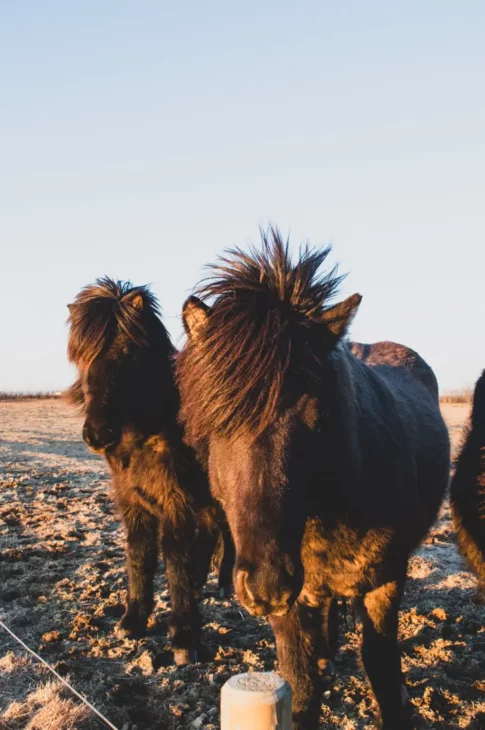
[67,278,233,665]
[176,229,450,729]
[451,371,485,585]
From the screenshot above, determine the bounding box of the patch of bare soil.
[1,400,484,729]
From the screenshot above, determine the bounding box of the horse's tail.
[450,370,485,586]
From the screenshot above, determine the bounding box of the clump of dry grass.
[440,389,473,404]
[0,392,62,401]
[0,652,94,730]
[3,687,94,730]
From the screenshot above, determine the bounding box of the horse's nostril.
[82,423,92,444]
[235,569,251,599]
[83,423,119,452]
[281,586,293,602]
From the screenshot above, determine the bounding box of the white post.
[221,672,292,730]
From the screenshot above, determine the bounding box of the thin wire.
[0,618,119,730]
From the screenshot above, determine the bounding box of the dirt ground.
[1,400,484,730]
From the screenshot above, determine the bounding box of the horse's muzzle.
[82,422,120,454]
[235,568,301,617]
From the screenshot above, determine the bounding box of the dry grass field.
[1,400,484,729]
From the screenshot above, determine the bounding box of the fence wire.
[0,618,119,730]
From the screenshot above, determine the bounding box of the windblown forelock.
[67,277,161,366]
[177,227,344,443]
[178,299,290,442]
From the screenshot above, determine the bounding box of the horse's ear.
[321,294,362,338]
[130,294,144,311]
[122,291,144,311]
[183,296,210,341]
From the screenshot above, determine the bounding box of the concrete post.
[221,672,292,730]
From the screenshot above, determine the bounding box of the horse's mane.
[67,277,171,365]
[177,227,344,441]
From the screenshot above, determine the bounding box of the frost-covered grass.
[1,400,484,729]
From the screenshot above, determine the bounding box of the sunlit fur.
[451,371,485,585]
[67,278,233,663]
[177,229,450,729]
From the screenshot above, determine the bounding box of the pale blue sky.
[1,1,484,392]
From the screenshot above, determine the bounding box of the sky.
[1,1,484,392]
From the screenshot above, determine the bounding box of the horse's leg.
[118,505,158,638]
[270,602,323,730]
[191,516,219,598]
[217,525,235,597]
[318,597,339,676]
[162,521,201,666]
[359,578,412,730]
[192,508,235,599]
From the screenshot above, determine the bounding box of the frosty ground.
[1,400,484,729]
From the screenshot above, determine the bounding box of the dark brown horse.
[451,371,485,585]
[67,278,233,665]
[176,229,450,729]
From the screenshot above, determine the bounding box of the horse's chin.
[270,604,293,617]
[86,442,118,456]
[244,599,294,618]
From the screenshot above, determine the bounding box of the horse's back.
[350,339,449,533]
[350,339,446,458]
[351,340,439,401]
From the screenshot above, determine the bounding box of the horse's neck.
[324,346,365,497]
[328,344,361,417]
[143,390,180,436]
[132,359,181,439]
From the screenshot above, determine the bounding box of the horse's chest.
[111,450,188,519]
[300,520,394,600]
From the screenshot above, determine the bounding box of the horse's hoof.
[116,613,147,640]
[116,625,145,640]
[380,711,414,730]
[173,648,199,666]
[317,658,335,678]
